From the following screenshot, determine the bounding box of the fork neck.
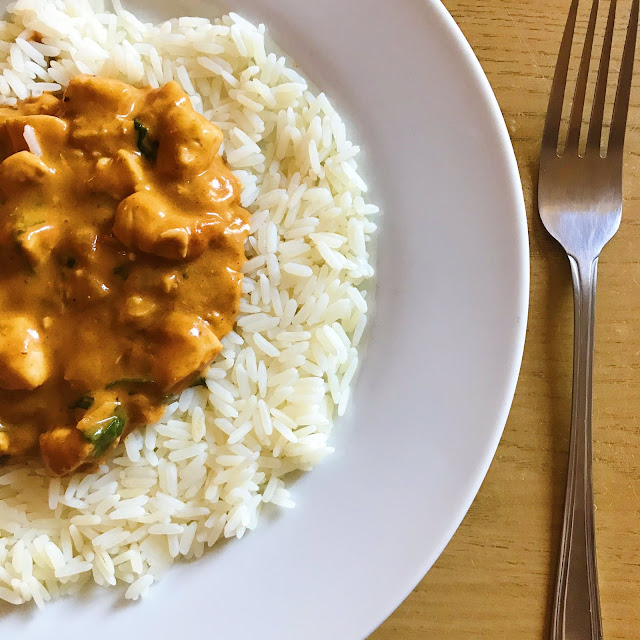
[552,253,602,640]
[569,255,599,341]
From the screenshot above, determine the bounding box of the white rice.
[22,123,41,155]
[0,0,377,604]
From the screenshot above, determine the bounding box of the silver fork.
[538,0,638,638]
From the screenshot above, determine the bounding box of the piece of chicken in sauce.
[0,75,249,476]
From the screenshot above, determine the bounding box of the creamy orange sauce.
[0,75,249,475]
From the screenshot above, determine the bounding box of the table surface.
[372,0,640,638]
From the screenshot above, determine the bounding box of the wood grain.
[371,1,640,638]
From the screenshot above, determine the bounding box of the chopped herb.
[83,407,126,458]
[70,395,94,410]
[112,263,130,281]
[105,377,155,390]
[133,118,159,162]
[13,216,45,237]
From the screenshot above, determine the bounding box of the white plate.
[4,0,528,638]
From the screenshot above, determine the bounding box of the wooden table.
[372,1,640,637]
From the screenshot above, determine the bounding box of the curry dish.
[0,75,249,476]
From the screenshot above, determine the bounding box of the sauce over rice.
[0,75,249,475]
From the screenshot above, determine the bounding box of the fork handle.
[551,254,602,640]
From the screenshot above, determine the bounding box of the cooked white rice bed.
[0,0,377,604]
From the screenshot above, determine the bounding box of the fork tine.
[607,0,639,156]
[542,0,580,153]
[586,0,617,152]
[565,0,600,151]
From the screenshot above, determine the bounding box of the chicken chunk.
[142,80,190,114]
[15,93,61,116]
[113,191,219,260]
[90,149,144,200]
[0,151,54,197]
[15,223,59,266]
[2,115,68,157]
[0,315,50,390]
[40,394,126,475]
[121,294,158,327]
[62,268,111,306]
[62,74,142,120]
[62,75,143,155]
[180,164,240,207]
[0,423,39,457]
[0,95,60,124]
[40,426,93,476]
[156,102,223,178]
[150,312,222,392]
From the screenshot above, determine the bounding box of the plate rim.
[0,0,530,636]
[367,0,530,633]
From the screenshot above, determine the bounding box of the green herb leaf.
[105,377,155,390]
[70,395,94,410]
[133,118,159,162]
[83,407,126,458]
[13,216,45,238]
